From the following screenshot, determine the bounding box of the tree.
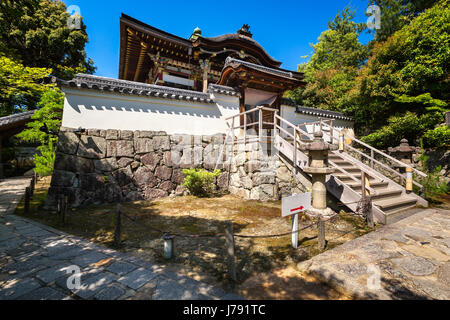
[0,54,52,116]
[286,7,367,113]
[351,0,449,145]
[366,0,441,43]
[0,0,95,80]
[16,89,64,176]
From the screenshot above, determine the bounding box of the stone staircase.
[219,106,429,224]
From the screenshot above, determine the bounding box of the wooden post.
[258,108,263,144]
[318,217,326,251]
[361,171,367,203]
[61,195,68,226]
[293,129,298,174]
[370,149,375,169]
[225,221,237,282]
[24,187,30,213]
[330,120,334,144]
[30,176,35,197]
[366,196,374,228]
[292,214,298,249]
[244,113,247,145]
[114,204,122,247]
[56,196,61,216]
[231,117,235,155]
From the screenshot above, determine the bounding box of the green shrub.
[422,126,450,149]
[182,168,221,197]
[417,150,449,200]
[361,112,443,149]
[33,141,56,177]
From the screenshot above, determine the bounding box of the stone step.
[334,173,377,181]
[348,181,389,190]
[373,196,418,213]
[336,166,361,172]
[364,189,403,200]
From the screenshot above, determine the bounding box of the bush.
[34,141,56,177]
[182,169,221,197]
[422,126,450,149]
[361,112,443,149]
[417,151,449,200]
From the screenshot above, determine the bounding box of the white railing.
[319,120,427,192]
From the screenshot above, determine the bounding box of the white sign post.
[282,193,312,249]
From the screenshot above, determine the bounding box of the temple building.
[48,14,354,208]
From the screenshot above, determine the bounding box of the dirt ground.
[17,177,373,299]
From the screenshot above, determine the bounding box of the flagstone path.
[0,177,241,300]
[298,208,450,300]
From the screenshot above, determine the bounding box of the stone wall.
[227,139,311,201]
[46,128,229,208]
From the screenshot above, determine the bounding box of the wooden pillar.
[225,221,237,282]
[0,135,3,179]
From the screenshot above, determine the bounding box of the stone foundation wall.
[227,139,311,201]
[46,128,229,208]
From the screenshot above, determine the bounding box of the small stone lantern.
[388,139,419,173]
[300,132,337,213]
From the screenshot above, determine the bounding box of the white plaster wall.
[280,105,354,141]
[61,88,240,136]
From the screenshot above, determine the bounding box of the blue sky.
[63,0,373,78]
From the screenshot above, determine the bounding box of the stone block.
[144,188,168,200]
[134,138,154,154]
[77,136,107,159]
[133,167,157,188]
[112,166,134,187]
[153,136,171,151]
[252,172,276,185]
[171,169,186,184]
[120,130,134,140]
[160,181,176,192]
[105,129,119,140]
[79,173,105,192]
[141,153,161,171]
[94,158,118,172]
[58,131,80,155]
[51,171,76,187]
[118,268,157,290]
[155,166,172,181]
[107,140,134,157]
[117,157,134,168]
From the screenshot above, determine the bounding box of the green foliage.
[33,140,56,176]
[348,0,449,134]
[287,7,367,112]
[418,150,449,198]
[0,54,52,115]
[422,126,450,149]
[361,111,443,148]
[17,89,64,175]
[0,0,95,80]
[367,0,441,42]
[182,169,221,197]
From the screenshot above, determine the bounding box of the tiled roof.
[0,111,35,129]
[281,98,353,121]
[207,84,240,97]
[224,57,300,80]
[56,74,215,104]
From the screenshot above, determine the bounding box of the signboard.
[282,192,311,217]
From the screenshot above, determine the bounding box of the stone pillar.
[388,139,418,173]
[300,132,337,215]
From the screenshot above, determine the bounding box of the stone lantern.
[388,139,419,173]
[299,132,337,215]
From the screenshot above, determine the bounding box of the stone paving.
[298,208,450,300]
[0,177,242,300]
